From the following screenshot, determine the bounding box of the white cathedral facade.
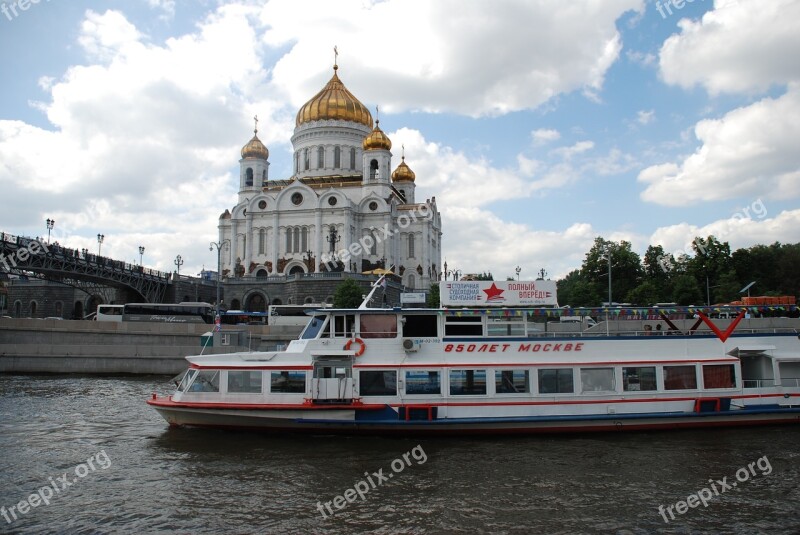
[217,62,443,294]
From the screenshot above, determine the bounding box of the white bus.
[122,302,215,324]
[96,304,124,322]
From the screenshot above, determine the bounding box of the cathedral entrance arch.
[244,291,268,313]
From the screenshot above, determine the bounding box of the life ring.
[344,338,366,357]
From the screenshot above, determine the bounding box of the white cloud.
[659,0,800,94]
[531,128,560,146]
[551,141,595,159]
[262,0,644,117]
[638,86,800,205]
[636,109,655,125]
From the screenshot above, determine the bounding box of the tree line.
[557,237,800,307]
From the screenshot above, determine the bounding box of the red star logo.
[483,283,505,302]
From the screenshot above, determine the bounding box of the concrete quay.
[0,318,302,375]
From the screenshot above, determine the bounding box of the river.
[0,374,798,534]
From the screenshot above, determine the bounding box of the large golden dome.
[241,133,269,160]
[295,65,373,128]
[362,120,392,151]
[391,155,416,182]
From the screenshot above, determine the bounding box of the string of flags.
[441,305,799,317]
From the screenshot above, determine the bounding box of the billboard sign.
[441,280,558,307]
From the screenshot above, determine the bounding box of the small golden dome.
[296,65,373,128]
[391,155,416,182]
[362,120,392,151]
[241,129,269,160]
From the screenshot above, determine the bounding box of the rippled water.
[1,375,799,534]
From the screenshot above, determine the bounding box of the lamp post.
[538,268,548,280]
[174,254,183,276]
[210,240,230,315]
[443,260,448,280]
[97,234,104,255]
[515,266,521,280]
[138,246,145,266]
[46,219,54,244]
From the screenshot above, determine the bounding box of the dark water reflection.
[1,375,799,534]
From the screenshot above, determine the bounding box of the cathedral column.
[384,212,393,271]
[244,212,253,277]
[271,212,279,274]
[343,209,352,272]
[422,221,430,288]
[314,209,322,271]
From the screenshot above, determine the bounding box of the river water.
[0,374,798,534]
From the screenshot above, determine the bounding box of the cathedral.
[217,60,443,310]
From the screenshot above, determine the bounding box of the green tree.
[333,278,364,308]
[672,274,703,305]
[582,237,643,304]
[626,280,663,306]
[713,270,741,303]
[427,283,440,308]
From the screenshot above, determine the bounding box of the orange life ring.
[344,337,366,357]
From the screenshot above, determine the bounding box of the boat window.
[334,315,356,338]
[360,314,398,339]
[703,364,736,389]
[444,316,483,337]
[190,370,220,393]
[495,370,529,394]
[538,368,574,394]
[664,365,698,390]
[623,367,656,391]
[580,368,615,393]
[177,369,197,392]
[228,370,262,393]
[300,315,327,339]
[449,369,487,395]
[359,371,397,396]
[270,371,306,393]
[405,371,441,395]
[402,315,439,337]
[487,317,525,337]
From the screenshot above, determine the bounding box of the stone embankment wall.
[0,319,302,374]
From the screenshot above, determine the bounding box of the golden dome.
[241,127,269,160]
[362,120,392,151]
[295,65,373,127]
[391,155,416,182]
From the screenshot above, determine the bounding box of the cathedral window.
[301,227,308,252]
[286,228,293,253]
[245,168,253,187]
[317,146,325,168]
[293,227,300,252]
[370,231,378,256]
[304,149,309,171]
[408,234,415,258]
[334,146,341,168]
[262,169,267,186]
[369,159,378,180]
[258,228,266,255]
[350,148,356,169]
[295,152,300,173]
[408,274,416,289]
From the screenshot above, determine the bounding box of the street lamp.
[174,254,183,276]
[46,219,54,244]
[210,240,230,315]
[515,266,521,280]
[138,246,145,266]
[97,234,104,255]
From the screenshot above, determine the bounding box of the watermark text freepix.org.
[0,237,49,272]
[316,444,427,519]
[1,0,51,22]
[1,450,112,524]
[657,455,771,523]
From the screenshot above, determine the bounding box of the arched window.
[261,169,267,186]
[317,146,325,168]
[350,148,356,169]
[408,274,416,289]
[30,301,37,317]
[295,152,300,173]
[301,227,308,252]
[334,146,341,168]
[304,296,314,304]
[55,301,63,317]
[293,227,300,252]
[286,228,293,253]
[370,231,377,256]
[303,148,309,170]
[408,234,415,258]
[369,159,378,180]
[13,301,21,317]
[258,228,266,255]
[245,168,253,187]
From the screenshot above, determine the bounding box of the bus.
[221,310,270,325]
[122,302,215,324]
[96,304,124,322]
[267,304,331,326]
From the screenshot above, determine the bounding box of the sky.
[0,0,798,281]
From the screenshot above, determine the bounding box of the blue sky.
[1,0,798,280]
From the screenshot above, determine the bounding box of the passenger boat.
[147,278,800,435]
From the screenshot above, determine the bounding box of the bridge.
[0,232,172,303]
